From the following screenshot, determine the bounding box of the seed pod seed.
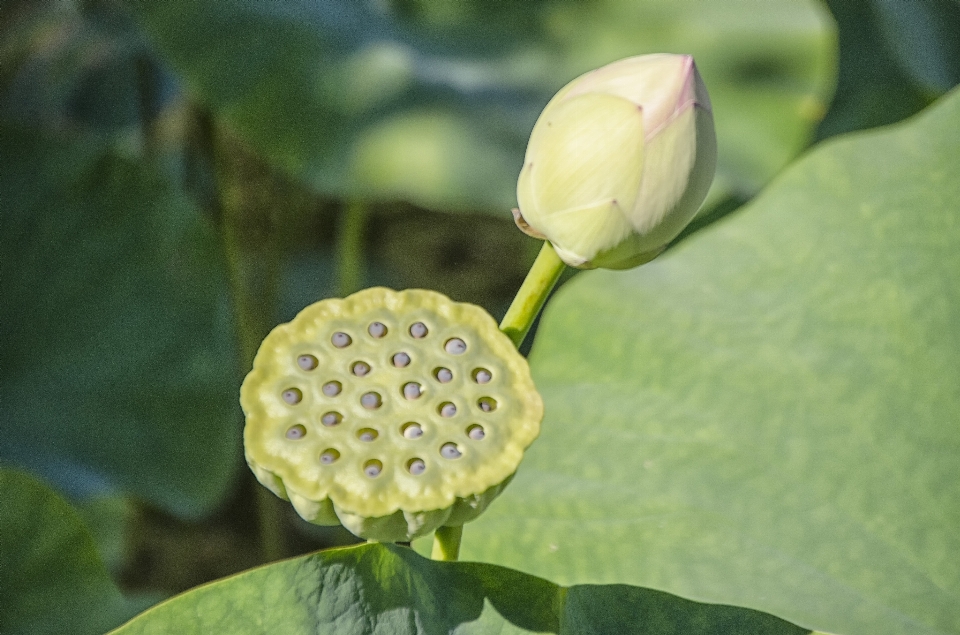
[478,397,497,412]
[298,354,319,370]
[434,367,453,383]
[407,458,426,475]
[440,443,462,459]
[331,332,352,348]
[439,402,457,418]
[364,460,383,477]
[473,368,492,384]
[322,381,342,397]
[403,382,422,400]
[282,388,302,405]
[402,422,423,439]
[320,449,340,464]
[286,424,307,439]
[392,352,411,367]
[409,322,428,338]
[321,411,342,427]
[368,322,387,338]
[352,361,371,376]
[361,392,382,409]
[357,428,378,442]
[467,424,485,440]
[444,338,467,354]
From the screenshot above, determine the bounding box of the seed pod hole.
[321,411,342,427]
[281,388,302,405]
[434,367,453,383]
[444,338,467,355]
[401,422,423,439]
[403,382,423,400]
[407,458,426,475]
[297,354,318,371]
[286,424,307,440]
[472,368,492,384]
[319,448,340,465]
[467,424,485,441]
[351,361,371,377]
[368,322,388,338]
[440,442,462,459]
[357,428,379,442]
[322,381,342,397]
[409,322,428,338]
[439,402,457,418]
[478,397,498,412]
[363,460,383,478]
[361,392,382,409]
[331,332,352,348]
[392,352,411,368]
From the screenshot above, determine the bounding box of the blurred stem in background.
[337,200,367,296]
[193,107,288,563]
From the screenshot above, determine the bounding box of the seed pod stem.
[499,241,566,348]
[431,524,463,561]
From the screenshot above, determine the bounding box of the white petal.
[629,104,697,232]
[561,54,693,134]
[545,198,635,266]
[528,92,645,215]
[629,103,717,242]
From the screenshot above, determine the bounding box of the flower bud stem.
[499,241,566,349]
[431,525,463,561]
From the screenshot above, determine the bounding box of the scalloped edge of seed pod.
[334,477,512,542]
[241,287,543,537]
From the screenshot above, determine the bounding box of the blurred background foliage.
[0,0,958,630]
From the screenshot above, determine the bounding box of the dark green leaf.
[0,1,154,137]
[75,494,136,576]
[466,88,960,635]
[817,0,960,139]
[0,125,240,517]
[0,468,130,635]
[110,542,811,635]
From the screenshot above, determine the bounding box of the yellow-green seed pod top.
[515,53,717,270]
[241,288,542,542]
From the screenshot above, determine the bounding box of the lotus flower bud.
[515,54,717,269]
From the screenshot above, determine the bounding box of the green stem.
[430,241,565,561]
[431,525,463,561]
[205,114,286,563]
[254,485,286,563]
[337,200,366,297]
[498,241,566,348]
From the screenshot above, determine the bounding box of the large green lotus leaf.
[0,125,239,517]
[0,468,130,635]
[465,89,960,634]
[128,0,833,212]
[110,542,814,635]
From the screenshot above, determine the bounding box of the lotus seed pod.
[241,287,543,542]
[515,54,717,270]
